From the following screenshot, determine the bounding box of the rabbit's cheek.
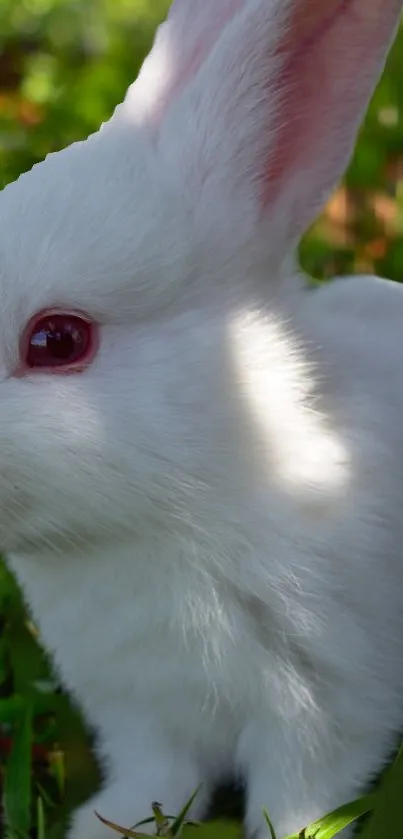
[0,379,108,541]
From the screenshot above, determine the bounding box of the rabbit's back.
[299,274,403,439]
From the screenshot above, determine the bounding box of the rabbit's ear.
[115,0,245,126]
[117,0,401,255]
[253,0,402,243]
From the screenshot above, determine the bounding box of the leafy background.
[0,2,403,838]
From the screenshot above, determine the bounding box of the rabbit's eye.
[19,310,98,374]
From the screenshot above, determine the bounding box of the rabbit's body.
[8,273,403,837]
[2,1,403,837]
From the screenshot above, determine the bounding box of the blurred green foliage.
[0,0,167,173]
[301,17,403,283]
[1,3,403,838]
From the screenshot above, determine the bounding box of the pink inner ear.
[153,0,245,124]
[278,0,354,60]
[262,0,360,207]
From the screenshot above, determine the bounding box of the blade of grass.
[170,785,203,835]
[48,748,65,798]
[95,810,154,838]
[285,793,376,839]
[35,779,57,809]
[359,743,403,839]
[2,702,33,839]
[151,801,171,835]
[263,808,278,839]
[36,797,46,839]
[0,696,27,724]
[182,822,240,838]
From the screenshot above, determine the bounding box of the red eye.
[20,310,98,374]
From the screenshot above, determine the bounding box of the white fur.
[1,1,403,837]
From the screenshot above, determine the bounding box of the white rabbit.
[1,1,403,837]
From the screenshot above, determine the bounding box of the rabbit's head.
[0,0,400,559]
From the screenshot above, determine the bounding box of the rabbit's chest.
[9,536,316,759]
[52,580,269,717]
[18,550,283,742]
